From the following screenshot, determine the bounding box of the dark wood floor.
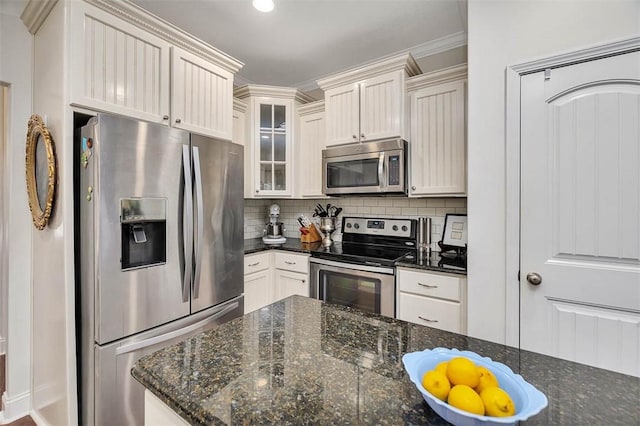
[1,354,36,426]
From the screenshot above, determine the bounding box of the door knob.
[526,272,542,285]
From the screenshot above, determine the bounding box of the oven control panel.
[343,217,413,238]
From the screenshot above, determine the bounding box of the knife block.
[300,223,322,243]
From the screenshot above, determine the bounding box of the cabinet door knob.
[255,189,259,193]
[411,186,416,191]
[175,118,182,124]
[361,133,366,139]
[162,115,169,120]
[352,134,357,139]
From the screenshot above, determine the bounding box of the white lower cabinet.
[243,251,309,314]
[244,269,274,314]
[396,267,467,334]
[275,270,309,300]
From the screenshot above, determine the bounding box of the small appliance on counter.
[262,203,286,244]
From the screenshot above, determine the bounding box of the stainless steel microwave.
[322,138,408,195]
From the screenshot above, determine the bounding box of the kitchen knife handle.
[181,145,193,303]
[192,146,204,299]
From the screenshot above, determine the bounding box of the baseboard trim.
[1,390,30,424]
[30,408,48,426]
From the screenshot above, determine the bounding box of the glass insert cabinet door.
[258,102,289,193]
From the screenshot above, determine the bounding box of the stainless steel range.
[309,217,417,318]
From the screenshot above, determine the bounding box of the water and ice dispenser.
[120,198,167,270]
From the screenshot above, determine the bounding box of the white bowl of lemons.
[402,347,547,426]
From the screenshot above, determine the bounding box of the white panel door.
[297,110,326,197]
[409,80,466,196]
[359,71,403,142]
[171,46,233,140]
[324,84,359,146]
[520,51,640,376]
[69,2,170,123]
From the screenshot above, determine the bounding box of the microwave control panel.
[388,155,400,186]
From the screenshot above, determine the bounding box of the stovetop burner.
[310,216,418,267]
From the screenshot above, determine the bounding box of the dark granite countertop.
[244,238,322,255]
[245,239,467,275]
[132,296,639,425]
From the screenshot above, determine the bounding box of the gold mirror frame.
[25,114,56,230]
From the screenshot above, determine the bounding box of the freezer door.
[190,135,244,313]
[92,296,243,426]
[84,114,191,344]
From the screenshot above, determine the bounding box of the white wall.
[31,1,77,424]
[467,0,640,344]
[0,1,33,422]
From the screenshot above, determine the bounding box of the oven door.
[323,151,385,195]
[309,258,395,318]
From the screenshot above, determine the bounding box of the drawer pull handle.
[248,262,260,267]
[418,316,439,323]
[418,283,438,289]
[284,261,296,265]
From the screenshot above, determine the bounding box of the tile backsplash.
[244,197,466,251]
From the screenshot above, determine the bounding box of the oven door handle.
[310,257,394,275]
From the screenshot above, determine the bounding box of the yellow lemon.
[475,366,499,393]
[447,384,485,415]
[421,370,451,401]
[435,361,449,376]
[447,357,480,388]
[480,387,516,417]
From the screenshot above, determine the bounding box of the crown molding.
[409,31,467,59]
[234,84,315,104]
[297,100,325,115]
[21,0,59,34]
[406,63,467,92]
[84,0,244,74]
[316,52,422,91]
[233,98,248,113]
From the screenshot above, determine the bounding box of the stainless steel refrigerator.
[78,113,244,425]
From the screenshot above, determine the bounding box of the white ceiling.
[130,0,468,89]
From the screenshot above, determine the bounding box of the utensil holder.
[319,217,337,247]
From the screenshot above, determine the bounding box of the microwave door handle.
[378,152,386,191]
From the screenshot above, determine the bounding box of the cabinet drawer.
[397,269,462,301]
[244,253,271,274]
[275,252,309,274]
[397,292,462,333]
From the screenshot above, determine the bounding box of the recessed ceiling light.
[253,0,274,12]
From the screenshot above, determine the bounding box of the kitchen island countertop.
[132,296,638,425]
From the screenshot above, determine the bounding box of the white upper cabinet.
[69,2,171,124]
[407,65,467,197]
[171,47,234,140]
[232,98,248,146]
[324,84,359,146]
[296,101,326,198]
[318,53,421,147]
[69,0,242,137]
[235,85,314,199]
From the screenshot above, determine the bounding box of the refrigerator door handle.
[114,301,240,356]
[192,145,204,298]
[182,145,194,303]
